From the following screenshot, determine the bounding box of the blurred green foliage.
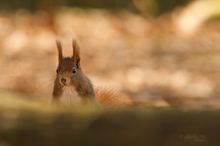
[132,0,191,16]
[0,0,39,11]
[155,0,191,15]
[0,0,192,15]
[0,0,133,11]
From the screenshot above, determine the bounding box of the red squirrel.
[52,40,132,106]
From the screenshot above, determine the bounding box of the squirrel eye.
[72,68,77,74]
[56,69,59,73]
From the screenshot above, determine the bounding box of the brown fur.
[95,88,133,106]
[52,40,132,106]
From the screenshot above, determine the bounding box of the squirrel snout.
[59,77,70,86]
[61,78,66,84]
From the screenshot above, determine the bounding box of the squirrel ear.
[56,40,63,63]
[72,39,80,58]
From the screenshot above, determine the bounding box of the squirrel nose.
[61,78,66,84]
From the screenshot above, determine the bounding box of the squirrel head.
[55,40,81,87]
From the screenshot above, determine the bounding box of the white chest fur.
[60,86,82,105]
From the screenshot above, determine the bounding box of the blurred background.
[0,0,220,108]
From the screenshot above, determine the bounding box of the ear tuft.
[72,39,80,57]
[56,40,63,63]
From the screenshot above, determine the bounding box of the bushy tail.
[95,88,170,107]
[95,88,133,106]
